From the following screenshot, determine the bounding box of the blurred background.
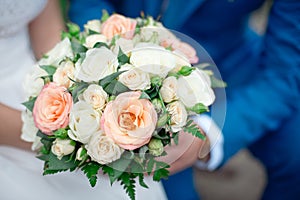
[194,1,272,199]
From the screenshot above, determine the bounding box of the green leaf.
[138,174,148,189]
[40,65,57,76]
[53,128,68,139]
[101,10,110,22]
[117,47,130,66]
[103,80,130,95]
[210,76,227,88]
[146,157,155,175]
[22,97,37,112]
[153,167,169,181]
[99,70,127,88]
[93,42,109,49]
[71,40,87,54]
[172,132,179,145]
[70,82,89,102]
[82,162,101,187]
[106,152,132,183]
[46,153,78,171]
[189,103,209,114]
[67,23,80,37]
[139,92,151,100]
[177,66,195,76]
[183,120,206,140]
[118,173,136,200]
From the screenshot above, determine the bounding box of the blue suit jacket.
[69,0,300,199]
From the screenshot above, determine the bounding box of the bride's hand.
[157,124,210,174]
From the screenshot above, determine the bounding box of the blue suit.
[69,0,300,199]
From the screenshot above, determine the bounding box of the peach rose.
[101,91,157,150]
[33,82,73,134]
[101,14,137,39]
[161,39,199,64]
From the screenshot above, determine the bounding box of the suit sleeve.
[221,0,300,164]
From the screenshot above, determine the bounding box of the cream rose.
[33,83,73,134]
[51,139,75,159]
[75,47,118,82]
[130,46,176,78]
[21,110,42,151]
[177,69,215,107]
[84,19,101,33]
[119,68,151,90]
[85,131,124,165]
[159,76,178,103]
[53,60,75,88]
[68,101,101,144]
[84,34,107,49]
[39,38,73,67]
[78,84,108,109]
[23,64,47,98]
[101,14,137,39]
[167,101,188,132]
[101,91,157,150]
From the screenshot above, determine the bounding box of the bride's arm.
[29,0,65,59]
[0,104,31,149]
[0,0,65,150]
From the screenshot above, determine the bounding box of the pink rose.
[33,82,73,135]
[101,14,137,39]
[101,91,157,150]
[161,39,199,64]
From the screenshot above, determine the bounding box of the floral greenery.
[21,11,225,200]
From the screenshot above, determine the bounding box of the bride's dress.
[0,1,167,199]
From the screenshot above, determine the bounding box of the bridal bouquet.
[21,12,223,200]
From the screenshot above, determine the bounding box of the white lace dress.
[0,1,167,199]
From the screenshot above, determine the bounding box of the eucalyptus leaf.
[22,97,37,112]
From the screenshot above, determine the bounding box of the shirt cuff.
[191,114,224,171]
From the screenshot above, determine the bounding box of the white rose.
[39,38,73,67]
[75,47,118,82]
[167,101,188,132]
[112,38,134,54]
[130,46,176,78]
[68,101,101,143]
[84,34,107,49]
[21,110,42,151]
[177,69,215,107]
[86,131,124,165]
[23,64,47,98]
[84,19,101,33]
[53,60,75,88]
[171,50,192,73]
[119,68,151,90]
[51,139,75,159]
[78,84,108,109]
[160,76,178,103]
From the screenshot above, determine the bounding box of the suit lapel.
[162,0,206,29]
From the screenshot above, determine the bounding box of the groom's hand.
[157,123,211,174]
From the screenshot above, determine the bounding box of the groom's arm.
[220,0,300,165]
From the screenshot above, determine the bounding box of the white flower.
[167,101,188,132]
[76,147,86,161]
[112,38,134,54]
[177,69,215,107]
[130,45,176,78]
[23,64,47,98]
[51,139,75,159]
[39,38,73,67]
[21,110,42,151]
[68,101,101,144]
[75,47,118,82]
[84,19,101,33]
[160,76,178,103]
[79,84,108,109]
[53,60,75,88]
[86,131,124,165]
[119,68,151,90]
[84,34,107,49]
